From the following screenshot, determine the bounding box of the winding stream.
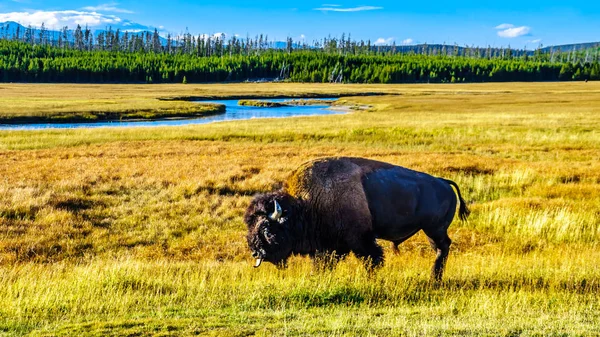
[0,98,342,130]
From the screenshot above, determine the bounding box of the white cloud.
[497,26,530,38]
[402,38,413,45]
[314,6,383,12]
[495,23,531,38]
[81,3,134,14]
[0,10,125,29]
[527,39,542,44]
[374,37,394,45]
[0,10,158,33]
[495,23,514,30]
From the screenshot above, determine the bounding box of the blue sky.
[1,0,599,48]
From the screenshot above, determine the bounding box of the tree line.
[0,25,599,84]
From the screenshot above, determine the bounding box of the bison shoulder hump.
[284,158,364,200]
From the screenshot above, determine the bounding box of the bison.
[244,157,470,281]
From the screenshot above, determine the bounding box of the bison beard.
[244,157,470,282]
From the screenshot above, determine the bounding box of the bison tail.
[441,178,471,221]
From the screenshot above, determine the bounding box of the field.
[1,82,599,336]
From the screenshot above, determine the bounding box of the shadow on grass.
[252,276,600,309]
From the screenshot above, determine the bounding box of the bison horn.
[270,200,282,221]
[254,258,263,268]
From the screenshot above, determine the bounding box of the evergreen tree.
[74,25,84,50]
[24,25,33,45]
[84,25,91,50]
[39,23,48,46]
[0,31,597,84]
[152,29,161,53]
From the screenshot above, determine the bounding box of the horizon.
[0,1,599,49]
[1,19,598,52]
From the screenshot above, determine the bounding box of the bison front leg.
[391,241,401,254]
[350,232,384,271]
[275,258,289,270]
[312,250,348,271]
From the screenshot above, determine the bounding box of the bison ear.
[269,200,283,221]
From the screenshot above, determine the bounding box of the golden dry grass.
[1,82,600,336]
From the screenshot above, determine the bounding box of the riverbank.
[237,98,339,108]
[0,99,348,130]
[0,83,389,125]
[0,103,225,124]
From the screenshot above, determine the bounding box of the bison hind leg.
[424,229,452,283]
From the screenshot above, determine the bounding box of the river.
[0,98,342,130]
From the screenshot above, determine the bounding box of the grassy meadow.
[1,82,599,336]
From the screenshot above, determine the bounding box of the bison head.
[244,192,298,268]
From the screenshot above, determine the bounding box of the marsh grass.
[1,82,600,335]
[237,100,289,107]
[0,86,227,123]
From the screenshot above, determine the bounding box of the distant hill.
[374,44,532,57]
[376,42,597,57]
[1,21,599,56]
[540,42,600,53]
[0,21,165,45]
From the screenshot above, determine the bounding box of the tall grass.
[3,252,600,336]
